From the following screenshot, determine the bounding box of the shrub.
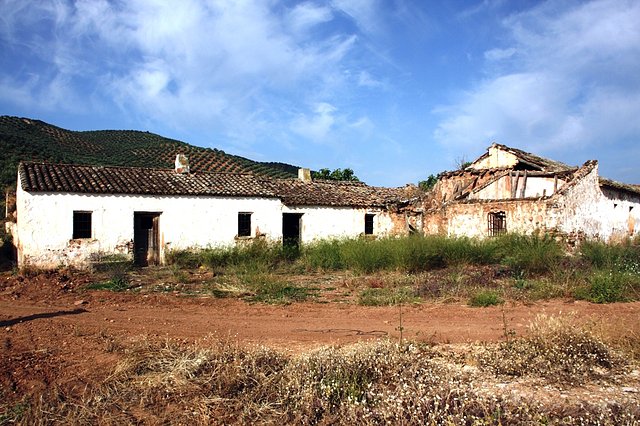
[496,233,564,275]
[340,238,395,274]
[479,315,620,383]
[575,270,629,303]
[581,239,640,272]
[241,271,314,304]
[302,239,345,270]
[469,290,503,307]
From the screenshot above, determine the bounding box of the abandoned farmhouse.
[6,143,640,268]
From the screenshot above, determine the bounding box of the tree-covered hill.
[0,115,300,194]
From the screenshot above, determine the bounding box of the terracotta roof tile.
[489,143,573,172]
[20,162,277,198]
[19,162,411,207]
[267,179,411,207]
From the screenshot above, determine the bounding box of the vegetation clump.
[479,315,620,383]
[469,290,503,307]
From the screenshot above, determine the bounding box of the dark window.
[238,213,252,237]
[364,214,375,235]
[488,211,506,237]
[73,211,92,239]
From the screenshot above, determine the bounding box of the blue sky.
[1,0,639,186]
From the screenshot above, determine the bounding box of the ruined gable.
[422,143,640,242]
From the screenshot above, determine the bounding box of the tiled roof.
[19,162,412,207]
[599,177,640,196]
[480,143,573,172]
[19,162,277,198]
[268,179,412,207]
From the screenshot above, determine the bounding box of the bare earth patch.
[1,268,639,423]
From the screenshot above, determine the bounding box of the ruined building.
[6,143,639,269]
[423,143,640,242]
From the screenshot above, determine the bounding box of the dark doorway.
[134,212,161,266]
[282,213,303,249]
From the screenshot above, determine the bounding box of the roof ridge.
[19,161,259,177]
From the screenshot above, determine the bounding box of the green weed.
[575,270,629,303]
[358,286,420,306]
[86,275,129,292]
[469,290,503,307]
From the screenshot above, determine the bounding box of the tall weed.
[581,239,640,272]
[495,233,563,275]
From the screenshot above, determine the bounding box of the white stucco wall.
[282,206,396,243]
[548,165,640,241]
[13,177,404,268]
[524,177,561,198]
[15,179,283,268]
[470,146,519,170]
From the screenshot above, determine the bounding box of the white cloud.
[0,0,368,141]
[434,0,640,156]
[484,47,516,61]
[290,103,337,142]
[331,0,381,34]
[286,2,334,35]
[357,71,382,88]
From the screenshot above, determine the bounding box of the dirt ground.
[2,268,640,409]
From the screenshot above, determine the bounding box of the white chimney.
[175,154,189,174]
[298,168,312,183]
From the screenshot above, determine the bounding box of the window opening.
[364,214,375,235]
[487,211,506,237]
[238,213,252,237]
[73,211,92,239]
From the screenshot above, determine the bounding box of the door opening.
[282,213,303,249]
[134,212,161,266]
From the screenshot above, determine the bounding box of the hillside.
[0,115,299,195]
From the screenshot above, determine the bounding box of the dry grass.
[6,316,640,425]
[478,314,622,384]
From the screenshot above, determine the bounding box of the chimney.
[298,168,312,183]
[175,154,189,174]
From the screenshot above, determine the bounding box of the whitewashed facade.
[9,160,411,268]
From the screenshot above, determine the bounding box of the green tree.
[418,174,438,191]
[313,168,360,182]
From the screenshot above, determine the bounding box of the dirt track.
[3,293,640,349]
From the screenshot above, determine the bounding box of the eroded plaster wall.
[425,199,549,238]
[426,163,640,242]
[548,165,640,241]
[15,180,283,268]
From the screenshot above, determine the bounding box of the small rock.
[622,387,638,393]
[74,300,86,306]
